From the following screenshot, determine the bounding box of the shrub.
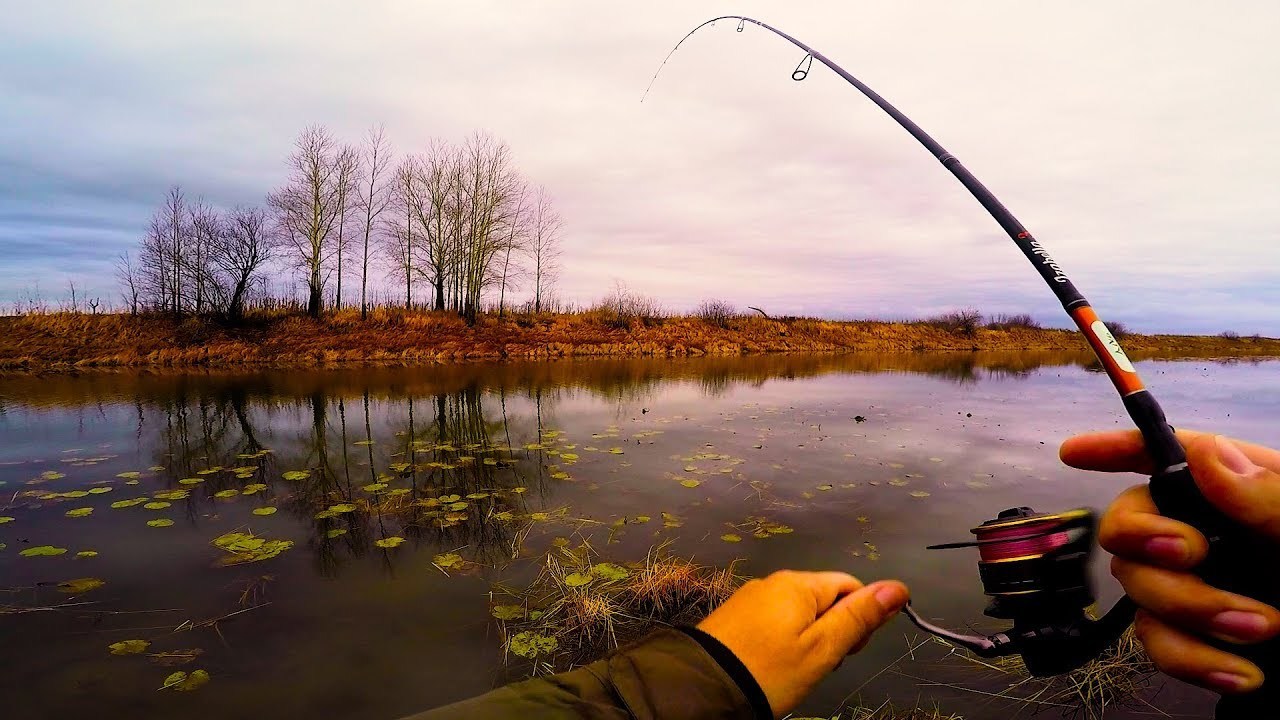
[1106,320,1132,340]
[985,312,1042,330]
[1219,330,1241,340]
[591,282,664,330]
[695,299,736,329]
[927,308,983,337]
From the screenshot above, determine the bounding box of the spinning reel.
[902,507,1135,676]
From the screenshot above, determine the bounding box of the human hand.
[1061,429,1280,693]
[696,570,909,718]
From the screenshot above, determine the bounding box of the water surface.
[2,352,1275,719]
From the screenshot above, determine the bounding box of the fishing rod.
[648,16,1276,716]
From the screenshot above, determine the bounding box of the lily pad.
[816,484,834,491]
[909,490,932,498]
[147,519,174,527]
[564,572,593,587]
[179,478,204,485]
[115,472,142,479]
[281,470,310,481]
[0,516,14,524]
[57,577,105,593]
[77,550,99,558]
[433,552,463,568]
[20,545,66,557]
[251,507,277,516]
[108,639,150,655]
[679,479,701,488]
[161,669,211,691]
[88,487,113,495]
[65,507,93,518]
[509,631,557,658]
[375,536,405,548]
[152,490,188,500]
[241,484,267,495]
[328,504,357,514]
[492,605,526,621]
[720,533,742,543]
[212,531,292,564]
[212,490,239,499]
[591,563,630,581]
[111,498,150,509]
[144,502,172,510]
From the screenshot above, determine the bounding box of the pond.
[2,351,1276,719]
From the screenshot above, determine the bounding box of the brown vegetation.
[2,308,1278,372]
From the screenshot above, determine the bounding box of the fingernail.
[874,583,907,613]
[1211,610,1271,642]
[1142,536,1188,564]
[1216,435,1262,477]
[1207,671,1255,693]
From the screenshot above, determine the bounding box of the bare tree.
[268,125,344,318]
[355,125,393,320]
[214,206,273,322]
[332,144,359,311]
[527,185,562,314]
[385,157,418,309]
[497,183,530,318]
[456,132,521,324]
[116,251,141,315]
[159,186,188,317]
[408,140,459,312]
[188,199,224,315]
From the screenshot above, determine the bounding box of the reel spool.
[904,506,1135,676]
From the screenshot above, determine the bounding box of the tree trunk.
[308,268,323,318]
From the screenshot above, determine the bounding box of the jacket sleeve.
[402,628,765,720]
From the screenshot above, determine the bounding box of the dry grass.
[942,628,1158,720]
[490,541,741,673]
[841,702,966,720]
[4,308,1277,372]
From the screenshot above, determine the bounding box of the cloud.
[1,1,1277,334]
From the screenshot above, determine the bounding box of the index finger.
[788,571,864,616]
[1098,484,1209,569]
[1059,429,1280,474]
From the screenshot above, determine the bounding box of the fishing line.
[642,17,1277,713]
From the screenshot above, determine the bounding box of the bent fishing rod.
[648,16,1276,716]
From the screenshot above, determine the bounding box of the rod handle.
[1150,465,1280,718]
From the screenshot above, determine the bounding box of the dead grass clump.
[695,299,736,329]
[490,542,741,673]
[985,313,1042,330]
[845,702,965,720]
[926,309,984,337]
[949,627,1157,720]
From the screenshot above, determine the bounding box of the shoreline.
[4,309,1278,373]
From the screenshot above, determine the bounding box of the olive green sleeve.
[403,628,757,720]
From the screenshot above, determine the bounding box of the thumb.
[1189,434,1280,542]
[805,580,908,662]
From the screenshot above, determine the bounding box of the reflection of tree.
[10,350,1142,414]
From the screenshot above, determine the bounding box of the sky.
[2,1,1278,334]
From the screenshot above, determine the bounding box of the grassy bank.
[3,308,1278,371]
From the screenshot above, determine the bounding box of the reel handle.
[1149,464,1280,717]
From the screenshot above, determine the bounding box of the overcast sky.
[2,1,1277,334]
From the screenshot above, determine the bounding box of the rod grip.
[1149,465,1280,718]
